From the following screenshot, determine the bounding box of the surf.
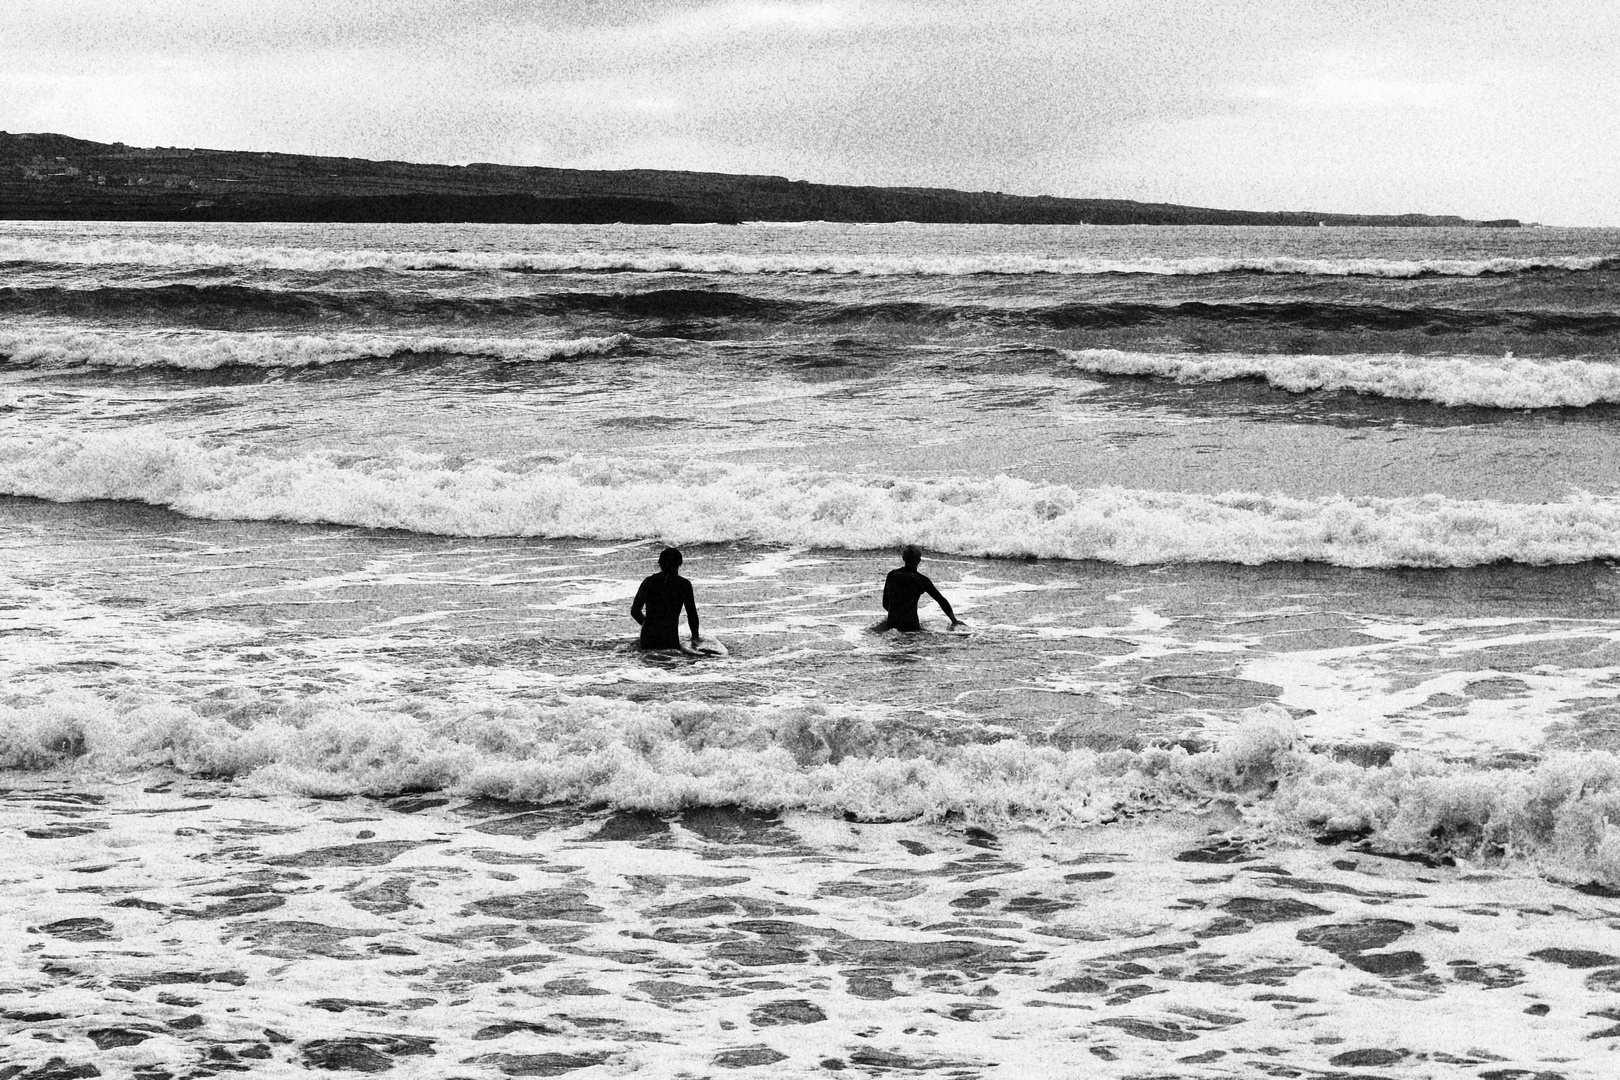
[0,327,635,370]
[5,686,1620,886]
[3,234,1617,278]
[1064,348,1620,409]
[6,432,1620,568]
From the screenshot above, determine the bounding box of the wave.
[3,237,1616,278]
[4,433,1620,567]
[13,285,1620,352]
[0,283,793,323]
[0,283,415,321]
[1039,300,1620,339]
[0,328,634,370]
[4,689,1618,884]
[1065,348,1620,409]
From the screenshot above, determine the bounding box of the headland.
[0,131,1522,227]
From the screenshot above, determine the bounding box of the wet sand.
[3,777,1617,1079]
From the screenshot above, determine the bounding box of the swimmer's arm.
[683,580,700,641]
[630,580,649,625]
[923,580,962,626]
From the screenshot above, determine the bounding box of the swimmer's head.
[900,544,922,567]
[658,547,683,572]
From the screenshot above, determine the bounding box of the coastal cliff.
[0,132,1519,227]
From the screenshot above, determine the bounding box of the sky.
[4,0,1616,225]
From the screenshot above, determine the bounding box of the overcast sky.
[5,0,1616,224]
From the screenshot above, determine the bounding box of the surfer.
[631,547,701,650]
[877,545,962,632]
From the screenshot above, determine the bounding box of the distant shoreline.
[1,130,1522,228]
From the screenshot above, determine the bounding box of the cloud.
[2,0,1616,222]
[1237,77,1474,110]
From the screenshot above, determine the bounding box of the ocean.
[4,219,1620,1077]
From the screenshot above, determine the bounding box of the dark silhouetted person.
[878,545,961,632]
[632,547,700,649]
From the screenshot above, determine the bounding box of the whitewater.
[5,219,1620,1078]
[8,430,1620,566]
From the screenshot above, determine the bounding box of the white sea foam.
[1275,744,1620,884]
[1065,347,1620,408]
[4,688,1618,883]
[0,328,633,370]
[0,237,1610,277]
[3,431,1620,567]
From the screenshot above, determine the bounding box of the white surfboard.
[681,635,729,657]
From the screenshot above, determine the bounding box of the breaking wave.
[4,432,1620,567]
[2,237,1615,278]
[12,284,1620,355]
[0,328,634,370]
[1065,348,1620,409]
[4,688,1619,885]
[0,282,792,323]
[1039,300,1620,339]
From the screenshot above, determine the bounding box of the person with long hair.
[631,546,701,649]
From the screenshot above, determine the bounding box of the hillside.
[0,132,1520,227]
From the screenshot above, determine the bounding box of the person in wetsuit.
[631,547,700,649]
[878,544,962,632]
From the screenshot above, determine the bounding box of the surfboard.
[680,636,729,657]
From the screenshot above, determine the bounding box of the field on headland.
[0,131,1521,226]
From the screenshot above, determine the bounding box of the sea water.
[5,220,1620,1076]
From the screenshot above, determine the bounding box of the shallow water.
[6,776,1619,1079]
